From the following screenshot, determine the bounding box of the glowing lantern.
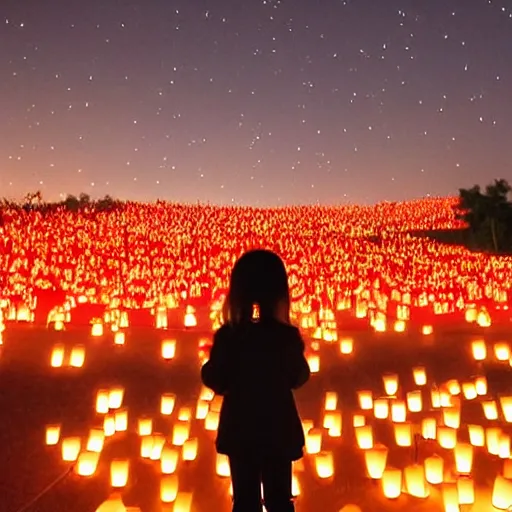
[323,411,342,437]
[437,427,457,450]
[95,494,126,512]
[162,339,176,360]
[314,451,334,479]
[492,475,512,510]
[406,391,422,413]
[404,464,429,498]
[474,376,487,396]
[110,459,129,488]
[174,492,193,512]
[161,446,179,473]
[108,387,124,409]
[443,407,461,429]
[76,451,99,477]
[114,409,128,432]
[50,344,65,368]
[355,425,373,450]
[171,421,190,446]
[204,411,219,431]
[305,428,322,454]
[357,390,373,410]
[461,382,477,400]
[103,414,116,437]
[324,391,338,411]
[54,320,65,331]
[471,339,487,361]
[446,380,461,396]
[307,354,320,373]
[442,483,460,512]
[374,398,389,419]
[353,414,366,427]
[457,477,475,505]
[482,400,499,420]
[465,306,478,323]
[61,437,81,462]
[486,427,502,455]
[364,443,388,479]
[421,418,437,440]
[412,367,427,386]
[137,418,153,436]
[495,342,510,362]
[161,474,178,503]
[382,467,402,499]
[45,424,61,445]
[430,388,441,409]
[195,400,209,420]
[156,306,168,329]
[302,419,314,434]
[390,400,407,422]
[468,424,485,447]
[140,436,153,459]
[373,316,386,332]
[114,332,125,345]
[184,306,197,328]
[498,433,510,459]
[69,345,86,368]
[383,374,399,396]
[87,429,104,453]
[216,454,230,477]
[91,320,104,337]
[182,438,198,461]
[422,325,433,335]
[500,396,512,422]
[119,311,129,328]
[503,459,512,479]
[151,436,166,460]
[424,454,444,484]
[178,407,191,421]
[454,443,473,474]
[96,389,110,414]
[160,393,176,415]
[394,423,412,447]
[339,337,353,355]
[476,309,491,327]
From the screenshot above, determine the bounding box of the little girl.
[201,249,310,512]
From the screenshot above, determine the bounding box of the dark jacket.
[201,319,310,461]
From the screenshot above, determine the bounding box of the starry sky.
[1,0,511,206]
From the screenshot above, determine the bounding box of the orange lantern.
[437,427,457,450]
[182,438,198,461]
[76,451,99,477]
[382,373,399,396]
[161,474,178,503]
[494,342,510,361]
[424,454,444,485]
[161,393,176,415]
[374,398,389,419]
[216,453,230,477]
[482,400,499,420]
[468,424,485,447]
[307,354,320,373]
[382,467,402,499]
[471,339,486,361]
[457,477,475,505]
[96,389,110,414]
[406,391,422,412]
[412,366,427,386]
[404,464,429,498]
[45,424,61,445]
[314,451,334,479]
[87,428,105,453]
[69,345,86,368]
[137,417,153,436]
[355,425,373,450]
[324,391,338,411]
[305,428,322,454]
[357,390,373,410]
[161,445,179,473]
[339,337,353,355]
[364,443,388,479]
[394,422,412,447]
[492,475,512,510]
[114,409,128,432]
[161,339,176,360]
[108,387,124,409]
[195,400,209,420]
[322,411,342,437]
[454,443,473,474]
[171,421,190,446]
[110,459,129,488]
[421,417,437,440]
[174,492,193,512]
[50,344,65,368]
[114,332,125,345]
[390,400,407,422]
[61,436,81,462]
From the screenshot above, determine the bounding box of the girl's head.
[223,249,290,325]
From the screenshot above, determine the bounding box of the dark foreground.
[0,324,510,512]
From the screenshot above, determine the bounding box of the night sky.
[1,0,511,206]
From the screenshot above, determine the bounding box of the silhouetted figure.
[201,249,310,512]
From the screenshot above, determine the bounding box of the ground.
[0,321,510,512]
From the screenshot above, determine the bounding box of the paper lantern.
[110,459,129,488]
[353,414,366,427]
[500,396,512,422]
[421,417,437,440]
[454,443,473,474]
[355,425,373,450]
[178,407,191,421]
[174,492,193,512]
[374,398,389,419]
[137,417,153,436]
[394,422,412,447]
[91,320,104,337]
[199,386,214,402]
[474,376,487,396]
[324,391,338,411]
[442,483,460,512]
[301,419,313,433]
[486,427,502,455]
[382,374,399,396]
[339,337,353,355]
[468,424,485,447]
[404,464,429,498]
[216,454,230,477]
[323,411,342,437]
[160,474,178,503]
[440,389,453,407]
[422,325,433,335]
[482,400,499,420]
[50,344,65,368]
[210,395,223,412]
[108,387,124,409]
[204,411,219,431]
[150,435,165,458]
[498,433,510,459]
[103,414,116,437]
[45,424,61,445]
[315,451,334,479]
[412,367,427,386]
[61,437,81,462]
[406,391,422,413]
[457,477,475,505]
[446,380,461,396]
[477,309,491,327]
[161,445,179,473]
[461,382,477,400]
[182,438,198,461]
[96,389,110,414]
[357,390,373,410]
[140,436,154,458]
[161,393,176,415]
[382,467,402,499]
[119,311,129,328]
[184,307,197,328]
[430,389,441,409]
[69,345,86,368]
[443,407,461,429]
[437,427,457,450]
[156,306,168,329]
[364,443,388,479]
[114,332,125,345]
[305,428,323,454]
[307,354,320,373]
[292,473,301,496]
[373,316,386,332]
[424,454,444,484]
[87,428,105,453]
[76,451,99,477]
[172,421,190,446]
[161,339,176,360]
[492,475,512,510]
[471,339,487,361]
[503,459,512,479]
[393,320,406,332]
[95,494,126,512]
[495,342,510,362]
[391,400,407,422]
[195,400,209,420]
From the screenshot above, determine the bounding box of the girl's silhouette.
[201,249,310,512]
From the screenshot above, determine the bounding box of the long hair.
[222,249,291,325]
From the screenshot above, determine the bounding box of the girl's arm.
[287,328,311,389]
[200,327,231,395]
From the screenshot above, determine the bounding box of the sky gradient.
[1,0,511,206]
